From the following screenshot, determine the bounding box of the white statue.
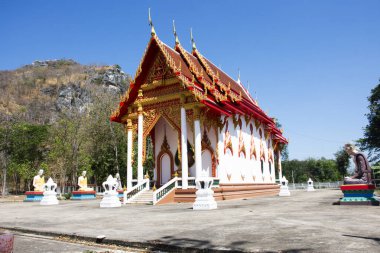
[40,177,59,205]
[279,176,291,196]
[193,173,217,210]
[33,169,45,192]
[307,178,315,191]
[115,173,122,190]
[100,175,121,208]
[78,171,93,191]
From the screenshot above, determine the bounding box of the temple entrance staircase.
[129,190,153,204]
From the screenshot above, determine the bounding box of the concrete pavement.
[12,232,137,253]
[0,189,379,252]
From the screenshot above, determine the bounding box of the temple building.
[111,19,287,203]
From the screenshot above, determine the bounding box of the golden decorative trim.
[254,119,261,130]
[232,114,239,129]
[141,78,179,91]
[244,115,251,127]
[238,131,246,158]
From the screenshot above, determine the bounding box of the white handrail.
[123,179,149,204]
[152,177,220,205]
[153,177,179,205]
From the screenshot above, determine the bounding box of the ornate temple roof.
[110,23,287,144]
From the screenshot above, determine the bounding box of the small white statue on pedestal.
[40,177,59,205]
[100,175,121,208]
[307,178,315,192]
[279,176,291,196]
[193,173,217,210]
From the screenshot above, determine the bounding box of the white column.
[194,107,202,179]
[181,106,189,189]
[277,149,283,180]
[127,120,133,189]
[137,107,143,182]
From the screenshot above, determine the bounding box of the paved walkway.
[12,232,137,253]
[1,190,379,252]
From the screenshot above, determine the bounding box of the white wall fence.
[288,181,343,190]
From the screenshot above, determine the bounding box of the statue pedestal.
[279,176,290,196]
[193,189,217,210]
[338,184,379,206]
[193,177,217,210]
[100,191,121,208]
[71,191,96,200]
[40,190,59,205]
[24,191,43,202]
[279,186,290,196]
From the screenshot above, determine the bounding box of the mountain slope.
[0,59,130,123]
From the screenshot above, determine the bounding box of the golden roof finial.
[190,28,197,51]
[148,8,156,36]
[237,68,241,84]
[173,20,180,45]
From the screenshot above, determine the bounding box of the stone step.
[128,190,153,204]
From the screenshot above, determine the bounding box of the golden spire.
[173,20,180,45]
[148,8,156,36]
[190,28,197,50]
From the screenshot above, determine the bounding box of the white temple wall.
[217,116,276,184]
[152,114,277,185]
[154,117,178,182]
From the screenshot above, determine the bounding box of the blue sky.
[1,1,379,160]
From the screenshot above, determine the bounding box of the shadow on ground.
[343,234,380,245]
[147,235,312,253]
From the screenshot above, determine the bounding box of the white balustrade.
[123,178,150,204]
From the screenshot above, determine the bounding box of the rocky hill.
[0,59,130,124]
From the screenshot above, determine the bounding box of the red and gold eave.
[110,35,288,144]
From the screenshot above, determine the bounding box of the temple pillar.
[277,149,283,181]
[180,95,189,189]
[193,106,202,179]
[126,119,133,189]
[137,105,143,182]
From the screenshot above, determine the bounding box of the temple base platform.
[338,184,379,206]
[71,191,96,200]
[156,183,280,204]
[24,191,43,202]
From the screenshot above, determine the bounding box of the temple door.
[202,150,213,177]
[160,153,171,185]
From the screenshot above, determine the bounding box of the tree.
[1,120,49,193]
[47,115,86,191]
[0,115,12,196]
[358,80,380,163]
[282,157,340,183]
[334,147,350,178]
[274,118,289,161]
[81,86,128,185]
